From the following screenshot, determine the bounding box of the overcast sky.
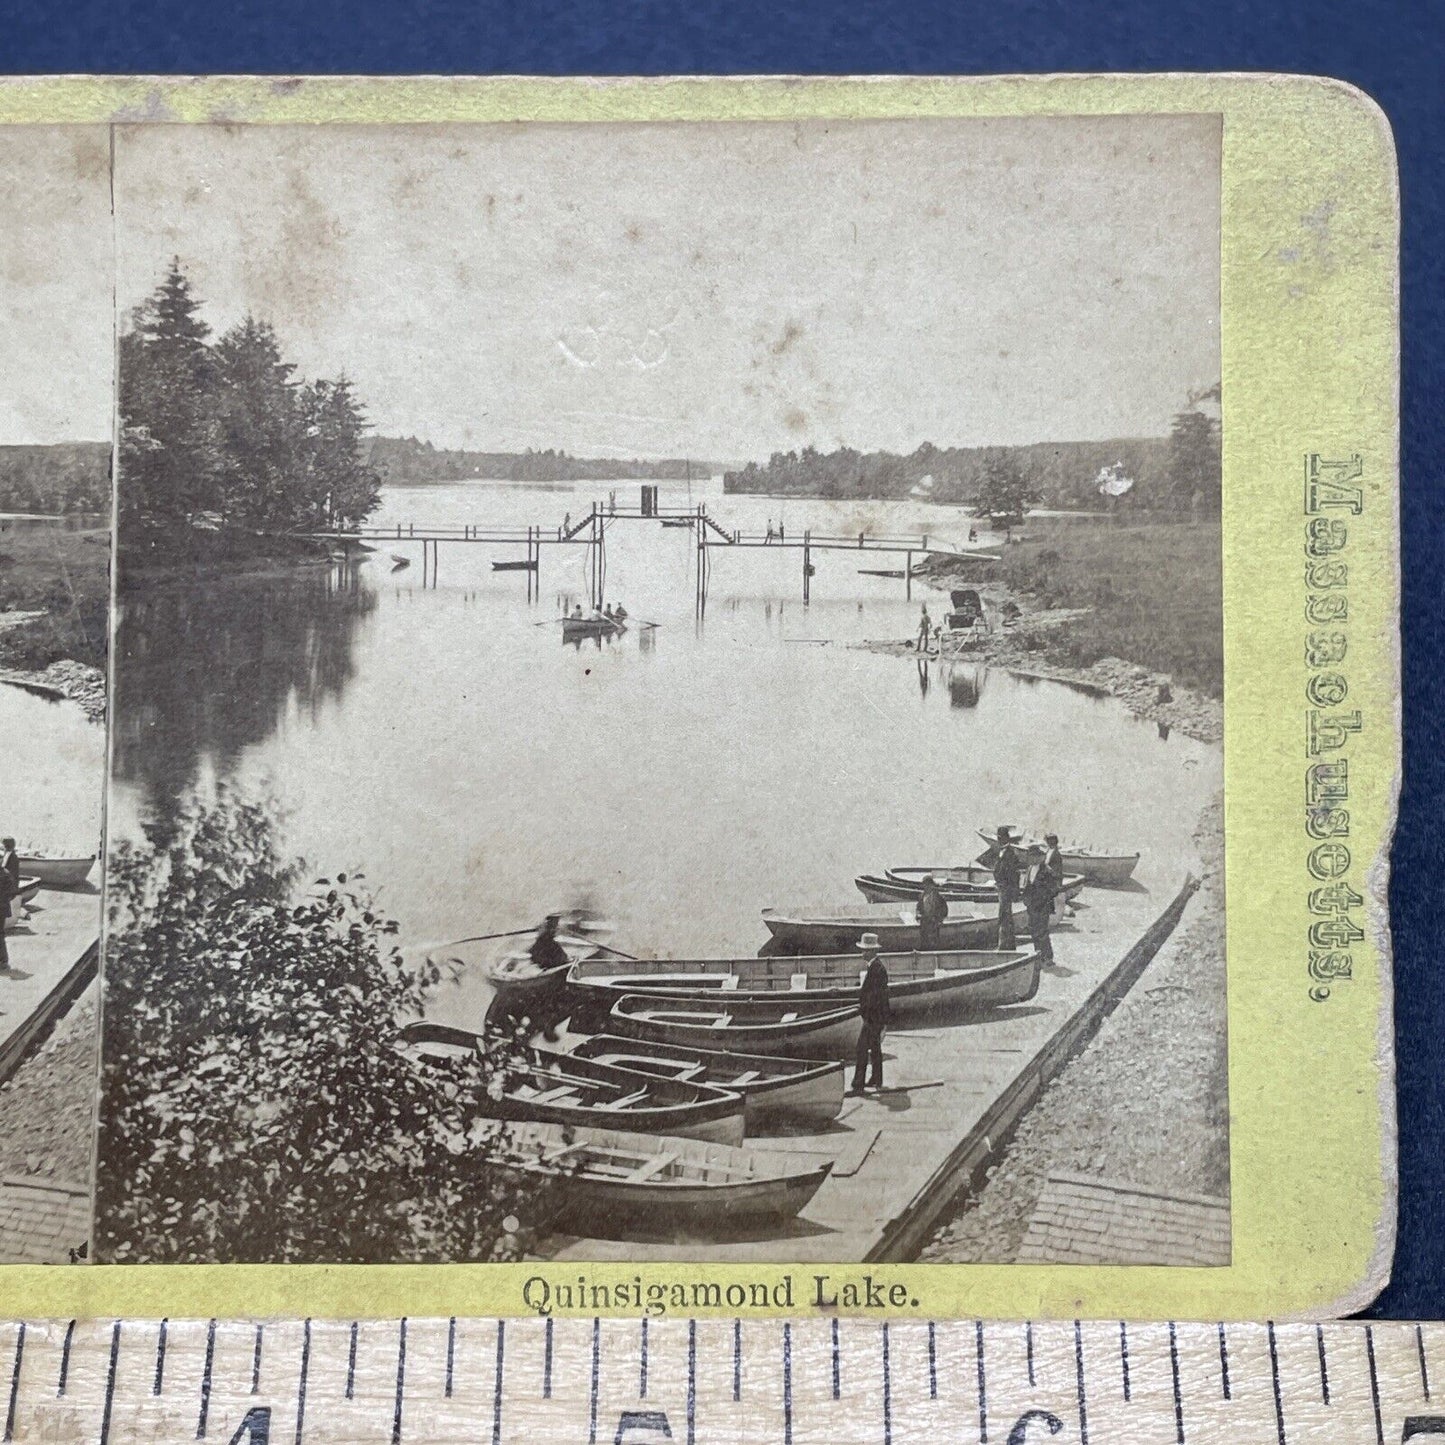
[4,116,1221,457]
[0,127,113,445]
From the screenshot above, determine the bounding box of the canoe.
[855,867,1086,906]
[16,854,94,889]
[607,994,863,1058]
[396,1023,747,1145]
[569,1035,844,1130]
[561,617,627,641]
[484,1119,832,1231]
[761,902,1004,954]
[570,948,1042,1027]
[975,831,1140,887]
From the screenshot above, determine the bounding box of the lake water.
[109,477,1220,1027]
[0,685,103,857]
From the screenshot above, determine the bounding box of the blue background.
[2,0,1439,1318]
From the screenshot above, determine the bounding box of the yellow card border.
[0,73,1399,1322]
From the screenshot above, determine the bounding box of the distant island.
[367,437,726,485]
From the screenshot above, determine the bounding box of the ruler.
[0,1316,1439,1443]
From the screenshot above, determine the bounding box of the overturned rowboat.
[16,854,94,889]
[569,947,1042,1027]
[975,831,1140,887]
[397,1023,747,1145]
[569,1035,845,1130]
[484,1119,833,1231]
[607,994,863,1058]
[761,901,1005,954]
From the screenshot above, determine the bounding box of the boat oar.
[586,941,642,961]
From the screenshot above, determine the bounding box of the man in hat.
[1020,850,1059,966]
[0,838,19,970]
[526,913,571,1042]
[989,826,1025,949]
[914,875,948,952]
[848,933,891,1096]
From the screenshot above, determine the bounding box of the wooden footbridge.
[300,498,997,613]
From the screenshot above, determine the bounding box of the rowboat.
[607,994,863,1058]
[561,617,627,641]
[424,926,606,1000]
[659,517,694,528]
[855,867,1086,906]
[14,877,40,908]
[975,831,1140,887]
[397,1023,747,1145]
[569,948,1042,1026]
[761,902,1004,954]
[484,1119,832,1230]
[16,854,94,889]
[390,553,410,570]
[569,1035,844,1130]
[492,559,538,572]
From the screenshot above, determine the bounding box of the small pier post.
[906,550,912,600]
[802,532,811,604]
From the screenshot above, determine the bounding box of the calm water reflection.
[110,479,1221,1028]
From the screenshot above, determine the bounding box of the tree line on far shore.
[368,436,722,485]
[723,388,1222,517]
[119,261,381,544]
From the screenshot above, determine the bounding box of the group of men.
[848,826,1066,1096]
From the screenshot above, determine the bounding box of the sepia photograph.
[15,113,1230,1268]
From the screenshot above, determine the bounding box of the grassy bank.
[117,525,335,593]
[932,516,1223,697]
[0,527,109,671]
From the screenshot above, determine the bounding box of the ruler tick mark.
[543,1317,553,1399]
[391,1318,407,1445]
[251,1324,263,1396]
[197,1318,216,1440]
[492,1321,504,1445]
[1169,1321,1184,1443]
[927,1321,936,1400]
[783,1322,793,1445]
[687,1319,696,1445]
[1074,1320,1089,1445]
[733,1319,741,1401]
[1267,1321,1285,1445]
[1316,1322,1330,1404]
[1419,1324,1432,1400]
[588,1318,600,1445]
[55,1321,74,1398]
[446,1318,456,1399]
[975,1320,987,1445]
[1217,1323,1231,1400]
[1366,1325,1384,1445]
[295,1318,311,1445]
[1119,1321,1131,1402]
[153,1318,167,1396]
[831,1317,840,1400]
[882,1323,893,1445]
[346,1321,357,1400]
[640,1316,648,1398]
[99,1322,121,1445]
[5,1322,24,1443]
[1026,1321,1035,1388]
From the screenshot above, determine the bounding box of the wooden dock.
[0,886,99,1084]
[536,872,1201,1264]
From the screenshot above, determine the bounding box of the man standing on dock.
[0,838,18,970]
[1021,855,1058,966]
[849,933,891,1096]
[989,826,1024,949]
[915,875,948,951]
[917,604,932,654]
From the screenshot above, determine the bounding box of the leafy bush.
[95,791,555,1264]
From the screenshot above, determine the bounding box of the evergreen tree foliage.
[119,262,380,541]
